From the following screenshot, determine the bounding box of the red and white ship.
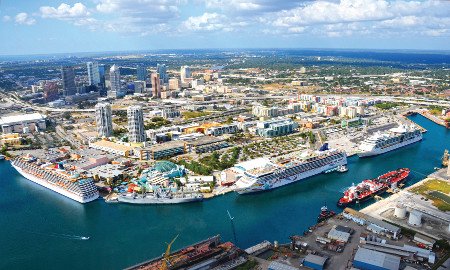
[337,168,410,207]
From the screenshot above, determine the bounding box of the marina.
[0,114,449,270]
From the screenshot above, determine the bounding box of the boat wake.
[26,230,90,240]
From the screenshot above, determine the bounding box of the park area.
[411,179,450,211]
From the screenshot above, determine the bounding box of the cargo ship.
[117,189,203,204]
[358,125,422,158]
[337,168,410,207]
[11,155,99,203]
[233,144,347,194]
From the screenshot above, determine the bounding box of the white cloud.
[94,0,181,34]
[266,0,450,37]
[40,3,90,19]
[2,15,11,22]
[182,12,231,32]
[15,13,36,25]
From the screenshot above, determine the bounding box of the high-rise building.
[109,64,121,94]
[95,103,113,137]
[151,73,161,98]
[43,81,59,102]
[127,105,146,143]
[136,66,148,82]
[157,64,168,83]
[87,62,101,85]
[61,66,76,97]
[180,66,191,83]
[134,81,146,94]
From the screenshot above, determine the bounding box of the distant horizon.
[2,47,450,58]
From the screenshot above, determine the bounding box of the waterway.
[0,114,449,270]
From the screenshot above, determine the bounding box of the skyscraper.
[61,66,76,97]
[157,64,168,83]
[151,73,161,98]
[95,103,113,137]
[109,64,121,94]
[127,105,146,143]
[180,66,191,83]
[136,66,148,82]
[87,62,101,85]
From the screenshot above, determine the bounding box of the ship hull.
[235,157,347,194]
[12,164,99,203]
[117,194,203,204]
[358,134,422,158]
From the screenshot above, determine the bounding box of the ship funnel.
[319,143,329,152]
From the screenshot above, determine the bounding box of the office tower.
[87,62,101,85]
[127,105,146,143]
[157,64,168,83]
[168,78,180,90]
[180,66,191,82]
[136,66,148,82]
[61,66,76,97]
[43,82,59,102]
[151,73,161,98]
[95,103,113,137]
[109,64,121,93]
[134,81,146,94]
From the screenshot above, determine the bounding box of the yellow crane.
[160,235,179,270]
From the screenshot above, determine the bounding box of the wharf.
[416,110,448,128]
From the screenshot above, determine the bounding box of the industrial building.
[268,261,298,270]
[343,208,401,239]
[0,113,46,134]
[353,247,400,270]
[89,140,133,157]
[302,254,327,270]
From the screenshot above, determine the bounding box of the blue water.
[0,114,449,270]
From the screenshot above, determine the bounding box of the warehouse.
[268,261,298,270]
[353,247,400,270]
[327,227,350,243]
[0,113,46,133]
[302,254,327,270]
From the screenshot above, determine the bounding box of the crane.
[160,235,179,270]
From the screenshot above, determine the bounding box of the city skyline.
[1,0,450,55]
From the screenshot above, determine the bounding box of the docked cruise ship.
[357,125,422,158]
[232,144,347,194]
[11,155,99,203]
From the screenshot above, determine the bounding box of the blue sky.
[1,0,449,55]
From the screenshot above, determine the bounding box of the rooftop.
[0,113,45,125]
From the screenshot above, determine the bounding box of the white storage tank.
[394,204,407,219]
[408,210,422,227]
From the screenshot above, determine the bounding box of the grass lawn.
[182,111,212,119]
[411,179,450,211]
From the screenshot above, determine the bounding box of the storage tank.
[394,204,407,219]
[408,210,422,227]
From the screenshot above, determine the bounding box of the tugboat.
[317,205,336,223]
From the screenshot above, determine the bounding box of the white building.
[180,66,192,83]
[0,113,46,134]
[95,103,113,137]
[109,64,121,93]
[87,61,100,85]
[127,105,146,143]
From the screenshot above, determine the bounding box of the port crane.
[160,235,179,270]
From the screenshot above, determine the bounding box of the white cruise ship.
[358,125,422,158]
[232,144,347,194]
[11,155,99,203]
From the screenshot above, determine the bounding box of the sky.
[0,0,449,55]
